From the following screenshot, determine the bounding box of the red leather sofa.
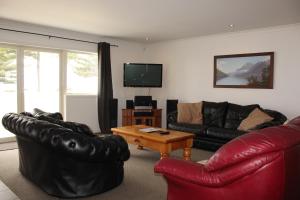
[154,116,300,200]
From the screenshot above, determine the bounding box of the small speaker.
[151,100,157,109]
[126,100,134,109]
[166,99,178,129]
[167,99,178,115]
[110,98,118,128]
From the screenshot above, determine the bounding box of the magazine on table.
[139,127,160,133]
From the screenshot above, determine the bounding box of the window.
[0,47,17,138]
[0,44,100,142]
[24,50,60,112]
[67,52,98,94]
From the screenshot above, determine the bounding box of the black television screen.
[123,63,162,87]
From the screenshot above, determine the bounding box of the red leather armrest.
[155,158,223,187]
[155,152,281,187]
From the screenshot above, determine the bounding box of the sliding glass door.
[0,47,17,139]
[0,46,61,142]
[0,43,97,142]
[23,50,60,113]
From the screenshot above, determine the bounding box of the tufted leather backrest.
[33,108,63,120]
[203,101,228,128]
[2,113,130,163]
[205,117,300,172]
[36,115,95,137]
[224,103,259,129]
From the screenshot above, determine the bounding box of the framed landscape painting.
[214,52,274,89]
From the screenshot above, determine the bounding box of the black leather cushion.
[224,103,259,130]
[33,108,63,120]
[193,137,226,151]
[37,115,95,137]
[203,101,228,128]
[206,127,246,141]
[168,122,206,135]
[20,112,34,117]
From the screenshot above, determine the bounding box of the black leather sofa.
[167,101,287,151]
[2,111,130,198]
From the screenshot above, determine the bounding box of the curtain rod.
[0,27,118,47]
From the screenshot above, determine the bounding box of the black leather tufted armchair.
[2,113,130,198]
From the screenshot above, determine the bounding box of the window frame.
[0,42,99,118]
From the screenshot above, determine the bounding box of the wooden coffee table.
[111,125,194,160]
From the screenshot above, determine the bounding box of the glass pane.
[24,50,59,113]
[67,52,98,94]
[0,47,17,138]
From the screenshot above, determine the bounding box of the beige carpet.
[0,145,213,200]
[0,142,18,151]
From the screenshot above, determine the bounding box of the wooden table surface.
[111,125,194,160]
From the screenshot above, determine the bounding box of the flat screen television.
[123,63,162,87]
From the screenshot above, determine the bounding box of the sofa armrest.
[155,158,223,187]
[248,109,286,131]
[155,152,281,187]
[250,120,282,131]
[167,111,178,124]
[97,134,131,162]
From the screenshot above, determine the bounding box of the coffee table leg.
[137,145,143,150]
[160,152,169,159]
[183,148,191,160]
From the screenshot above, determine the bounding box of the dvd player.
[134,109,153,117]
[134,106,152,110]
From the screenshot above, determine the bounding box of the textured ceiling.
[0,0,300,42]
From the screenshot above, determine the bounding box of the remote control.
[158,130,169,135]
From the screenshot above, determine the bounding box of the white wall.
[65,95,99,131]
[0,19,147,131]
[145,24,300,127]
[2,18,299,130]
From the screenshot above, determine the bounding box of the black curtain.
[98,42,113,134]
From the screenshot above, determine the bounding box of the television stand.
[122,109,162,127]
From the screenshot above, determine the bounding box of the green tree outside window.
[67,52,97,77]
[0,47,17,84]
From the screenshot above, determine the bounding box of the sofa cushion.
[251,109,288,130]
[238,108,274,131]
[20,112,34,117]
[203,101,228,128]
[193,137,225,151]
[37,115,95,136]
[177,102,203,124]
[206,127,246,141]
[224,103,259,130]
[168,122,206,135]
[33,108,63,120]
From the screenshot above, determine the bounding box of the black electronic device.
[166,99,178,128]
[134,96,152,109]
[151,100,157,109]
[157,130,170,135]
[133,110,153,117]
[167,99,178,114]
[123,63,163,87]
[126,100,134,109]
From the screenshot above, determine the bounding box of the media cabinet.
[122,109,162,127]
